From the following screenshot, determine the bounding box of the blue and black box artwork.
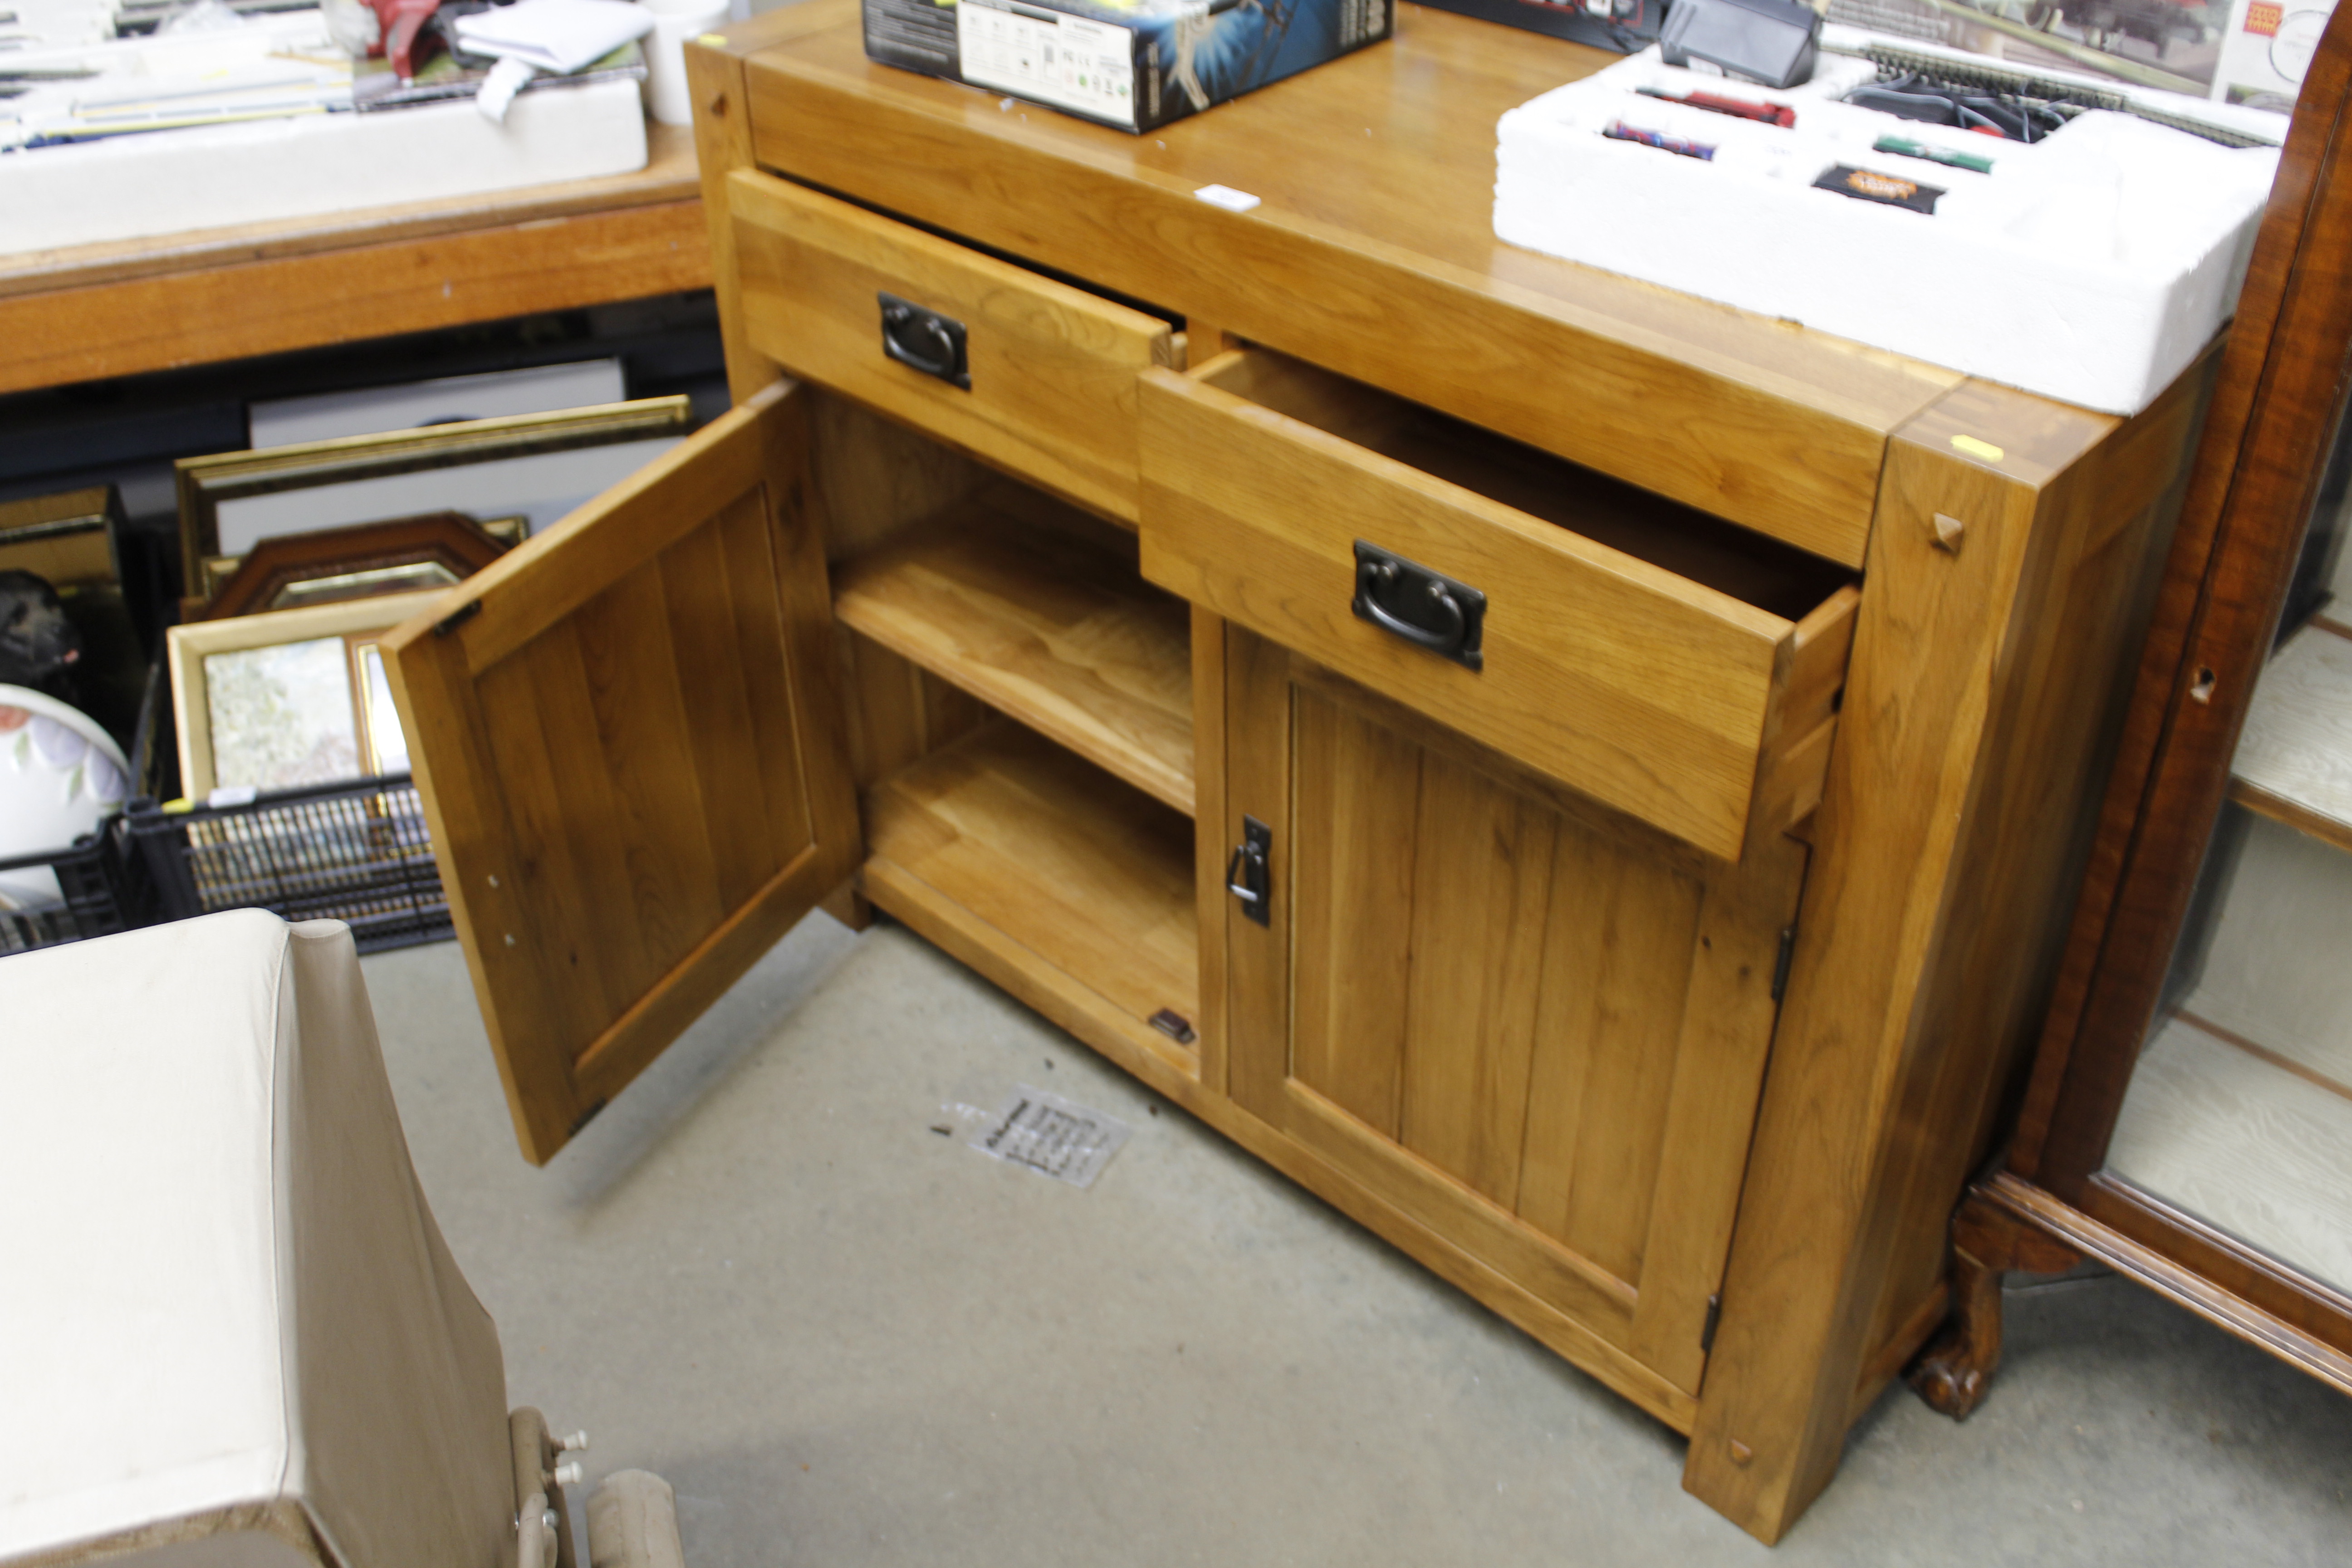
[865,0,1393,131]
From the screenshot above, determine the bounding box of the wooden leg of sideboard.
[1906,1184,2085,1419]
[1682,371,2202,1544]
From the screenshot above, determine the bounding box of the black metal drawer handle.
[1351,541,1485,671]
[878,291,970,390]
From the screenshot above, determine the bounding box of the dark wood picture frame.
[196,512,520,621]
[1910,6,2352,1412]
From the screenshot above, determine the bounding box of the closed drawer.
[727,170,1177,524]
[1139,350,1860,861]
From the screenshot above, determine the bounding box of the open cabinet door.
[384,382,860,1164]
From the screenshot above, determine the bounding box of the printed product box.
[863,0,1393,132]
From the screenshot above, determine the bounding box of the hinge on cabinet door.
[433,599,483,637]
[1226,816,1272,927]
[1770,925,1798,1003]
[1700,1293,1723,1353]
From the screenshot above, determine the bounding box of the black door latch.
[1226,815,1272,927]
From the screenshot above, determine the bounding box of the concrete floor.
[363,918,2352,1566]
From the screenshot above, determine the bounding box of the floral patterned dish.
[0,684,130,911]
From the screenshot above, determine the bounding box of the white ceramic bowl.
[0,685,131,912]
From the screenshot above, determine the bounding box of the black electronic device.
[1658,0,1818,89]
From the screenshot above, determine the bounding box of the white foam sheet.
[0,911,511,1568]
[1494,43,2283,413]
[3,78,647,256]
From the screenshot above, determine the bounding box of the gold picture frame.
[174,397,692,595]
[166,590,446,803]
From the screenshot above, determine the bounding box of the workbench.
[0,122,711,398]
[377,2,2217,1541]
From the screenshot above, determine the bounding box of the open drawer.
[1138,350,1860,861]
[726,170,1179,524]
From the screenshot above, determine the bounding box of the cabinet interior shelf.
[832,489,1196,816]
[861,719,1200,1041]
[2231,620,2352,854]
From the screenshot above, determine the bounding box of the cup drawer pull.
[1352,540,1485,671]
[878,291,970,389]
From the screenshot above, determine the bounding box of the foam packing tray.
[1494,34,2283,414]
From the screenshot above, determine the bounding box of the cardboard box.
[864,0,1393,132]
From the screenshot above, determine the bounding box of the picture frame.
[167,589,446,802]
[196,511,523,620]
[174,397,691,596]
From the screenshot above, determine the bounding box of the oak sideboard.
[383,1,2217,1540]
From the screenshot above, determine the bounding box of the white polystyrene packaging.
[0,911,513,1568]
[1493,34,2285,414]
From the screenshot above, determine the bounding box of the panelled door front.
[385,381,861,1165]
[1222,628,1808,1397]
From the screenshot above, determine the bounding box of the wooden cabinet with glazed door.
[1909,3,2352,1419]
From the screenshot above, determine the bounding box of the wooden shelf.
[2232,621,2352,854]
[860,720,1199,1041]
[832,493,1196,815]
[2107,1013,2352,1295]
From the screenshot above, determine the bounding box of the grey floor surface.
[363,919,2352,1566]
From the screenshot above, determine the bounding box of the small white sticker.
[964,1085,1132,1188]
[1194,183,1261,212]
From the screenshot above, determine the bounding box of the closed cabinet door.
[384,381,862,1165]
[1220,627,1808,1396]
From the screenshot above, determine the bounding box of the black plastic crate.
[0,831,145,956]
[122,774,451,954]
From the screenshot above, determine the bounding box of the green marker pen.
[1873,135,1994,175]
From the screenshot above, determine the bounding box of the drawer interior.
[1189,351,1856,622]
[1140,350,1862,858]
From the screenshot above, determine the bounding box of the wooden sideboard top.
[722,0,1973,562]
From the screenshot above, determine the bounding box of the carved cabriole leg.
[1906,1186,2084,1418]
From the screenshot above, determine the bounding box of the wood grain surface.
[1225,636,1807,1407]
[1957,6,2352,1396]
[735,0,1960,561]
[832,493,1196,813]
[1139,353,1852,858]
[2013,4,2352,1194]
[862,720,1199,1032]
[0,125,708,396]
[382,382,859,1164]
[1683,359,2212,1539]
[728,168,1176,520]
